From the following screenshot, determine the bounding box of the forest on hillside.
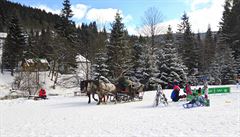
[0,0,240,90]
[0,0,62,31]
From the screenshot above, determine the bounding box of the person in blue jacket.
[171,81,186,102]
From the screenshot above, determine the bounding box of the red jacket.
[39,89,46,97]
[173,85,180,92]
[185,84,192,95]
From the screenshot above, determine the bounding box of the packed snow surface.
[1,85,240,137]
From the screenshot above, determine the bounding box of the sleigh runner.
[107,84,145,103]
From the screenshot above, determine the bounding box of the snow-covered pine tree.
[196,31,204,73]
[208,40,236,84]
[2,15,27,76]
[141,42,162,90]
[140,7,163,89]
[92,50,109,79]
[24,29,38,59]
[203,25,216,72]
[177,13,198,75]
[106,12,130,81]
[229,0,240,74]
[209,0,239,84]
[127,42,146,83]
[54,0,78,73]
[157,25,187,87]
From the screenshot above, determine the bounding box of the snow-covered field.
[0,88,239,136]
[0,72,240,137]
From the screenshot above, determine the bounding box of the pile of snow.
[0,85,239,137]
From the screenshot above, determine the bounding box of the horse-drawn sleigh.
[80,77,145,105]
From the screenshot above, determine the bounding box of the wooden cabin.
[20,58,50,72]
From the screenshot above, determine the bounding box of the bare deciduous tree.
[141,7,164,79]
[141,7,163,52]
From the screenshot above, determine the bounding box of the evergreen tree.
[56,0,76,40]
[211,0,239,83]
[2,15,27,75]
[196,31,204,73]
[61,0,73,19]
[157,25,187,87]
[24,29,37,59]
[91,27,108,79]
[0,0,62,32]
[40,28,53,60]
[203,25,216,72]
[218,0,239,61]
[230,0,240,73]
[54,0,78,73]
[126,35,151,85]
[86,22,99,63]
[177,13,197,75]
[106,12,129,81]
[92,50,109,78]
[127,40,146,83]
[208,41,236,84]
[165,25,174,42]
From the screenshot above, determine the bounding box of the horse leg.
[114,93,118,104]
[102,95,106,104]
[92,93,98,102]
[97,94,102,105]
[100,95,106,104]
[103,95,108,104]
[87,93,91,104]
[106,95,109,102]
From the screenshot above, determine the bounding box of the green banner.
[192,87,230,94]
[208,87,230,94]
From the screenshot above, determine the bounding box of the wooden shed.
[20,58,50,71]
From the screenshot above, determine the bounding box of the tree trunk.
[51,60,56,81]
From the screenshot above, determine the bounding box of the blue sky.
[9,0,225,35]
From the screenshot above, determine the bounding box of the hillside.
[0,0,62,32]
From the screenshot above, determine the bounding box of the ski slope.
[0,84,240,137]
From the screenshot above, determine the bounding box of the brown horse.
[80,80,98,104]
[96,81,117,105]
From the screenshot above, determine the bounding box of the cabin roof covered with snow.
[20,58,50,71]
[25,59,34,66]
[76,54,90,63]
[39,59,49,64]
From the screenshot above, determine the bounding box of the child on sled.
[34,88,47,100]
[186,88,209,107]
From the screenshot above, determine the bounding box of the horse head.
[80,80,99,93]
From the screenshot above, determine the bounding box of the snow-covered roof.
[0,32,7,38]
[76,54,90,63]
[23,58,49,66]
[26,59,34,63]
[39,59,49,64]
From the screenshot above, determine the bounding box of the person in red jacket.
[184,82,192,96]
[38,88,47,99]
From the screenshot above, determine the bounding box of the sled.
[183,99,210,108]
[183,102,202,108]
